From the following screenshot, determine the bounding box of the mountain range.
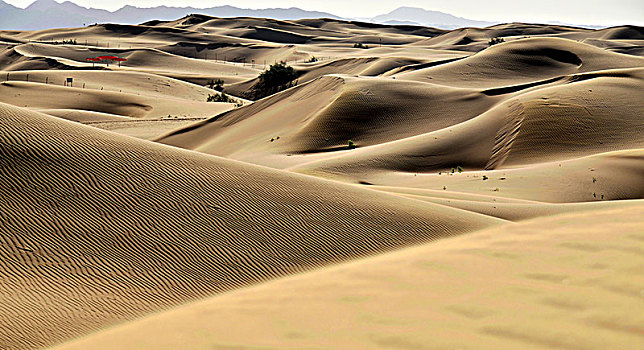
[0,0,497,30]
[372,7,494,28]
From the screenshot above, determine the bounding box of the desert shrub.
[307,56,318,63]
[451,168,455,174]
[482,175,488,180]
[207,79,225,91]
[207,92,242,106]
[353,43,369,49]
[457,166,463,173]
[488,37,505,46]
[348,140,356,149]
[249,61,299,99]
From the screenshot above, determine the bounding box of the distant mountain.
[372,6,495,29]
[0,1,503,31]
[0,0,341,30]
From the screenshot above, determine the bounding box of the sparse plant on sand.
[488,37,505,46]
[207,92,242,107]
[56,39,78,45]
[451,168,455,174]
[457,166,463,173]
[307,56,318,63]
[482,175,488,180]
[353,43,369,49]
[347,140,356,149]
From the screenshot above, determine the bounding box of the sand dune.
[160,66,644,172]
[160,74,502,164]
[0,16,643,350]
[295,148,644,202]
[0,81,232,118]
[0,102,500,349]
[398,37,644,87]
[52,203,644,350]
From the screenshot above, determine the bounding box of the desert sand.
[0,14,642,350]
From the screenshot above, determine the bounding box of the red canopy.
[113,58,127,62]
[96,55,119,60]
[85,57,101,61]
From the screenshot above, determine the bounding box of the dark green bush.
[250,61,299,99]
[488,37,505,46]
[207,79,225,91]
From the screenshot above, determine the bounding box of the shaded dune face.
[0,103,498,349]
[160,62,644,177]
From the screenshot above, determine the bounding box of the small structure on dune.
[113,57,127,67]
[87,56,127,67]
[85,57,100,67]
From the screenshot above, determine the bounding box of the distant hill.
[372,6,495,29]
[0,0,342,30]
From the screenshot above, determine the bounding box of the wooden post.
[26,74,29,82]
[46,77,48,84]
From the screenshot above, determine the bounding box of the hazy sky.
[5,0,644,26]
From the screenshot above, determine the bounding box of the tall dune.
[0,102,500,349]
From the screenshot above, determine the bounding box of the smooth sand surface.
[1,15,643,350]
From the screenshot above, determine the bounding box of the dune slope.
[0,102,501,349]
[52,204,644,350]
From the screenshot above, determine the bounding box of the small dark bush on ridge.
[207,92,242,106]
[488,37,505,46]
